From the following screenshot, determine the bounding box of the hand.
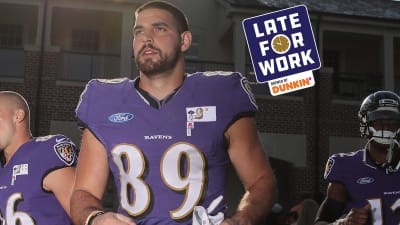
[336,204,370,225]
[192,195,224,225]
[92,212,136,225]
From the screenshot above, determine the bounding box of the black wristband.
[315,198,346,223]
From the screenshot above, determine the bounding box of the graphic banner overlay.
[243,5,321,96]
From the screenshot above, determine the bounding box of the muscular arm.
[43,166,76,216]
[223,117,276,225]
[314,182,347,225]
[70,128,110,225]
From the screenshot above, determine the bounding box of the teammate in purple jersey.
[70,1,276,225]
[0,91,78,225]
[315,91,400,225]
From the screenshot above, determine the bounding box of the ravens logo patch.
[54,140,76,166]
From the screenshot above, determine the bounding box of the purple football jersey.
[324,149,400,225]
[76,72,258,225]
[0,134,77,225]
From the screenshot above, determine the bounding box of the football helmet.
[358,90,400,171]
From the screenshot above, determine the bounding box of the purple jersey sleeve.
[37,134,78,170]
[76,78,133,142]
[192,71,258,121]
[323,151,360,183]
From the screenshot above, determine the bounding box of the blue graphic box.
[243,5,320,83]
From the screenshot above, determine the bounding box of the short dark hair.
[135,0,189,33]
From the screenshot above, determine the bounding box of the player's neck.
[139,70,185,101]
[3,131,32,166]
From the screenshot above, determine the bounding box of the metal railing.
[333,72,382,100]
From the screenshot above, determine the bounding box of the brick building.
[1,0,400,211]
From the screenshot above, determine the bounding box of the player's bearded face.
[135,39,181,76]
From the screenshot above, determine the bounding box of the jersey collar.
[134,77,183,109]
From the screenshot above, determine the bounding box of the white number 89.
[111,142,206,220]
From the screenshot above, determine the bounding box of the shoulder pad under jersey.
[95,77,130,84]
[202,71,235,77]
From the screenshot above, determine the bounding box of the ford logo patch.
[356,177,374,184]
[109,113,134,123]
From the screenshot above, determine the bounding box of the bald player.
[0,91,78,225]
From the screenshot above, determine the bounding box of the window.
[60,29,121,81]
[71,29,99,52]
[323,31,382,100]
[323,50,339,71]
[323,50,340,93]
[0,24,24,77]
[0,24,23,48]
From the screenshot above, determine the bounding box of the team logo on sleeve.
[54,140,76,166]
[323,158,335,179]
[241,77,258,109]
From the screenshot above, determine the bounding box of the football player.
[315,91,400,225]
[70,1,276,225]
[0,91,78,225]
